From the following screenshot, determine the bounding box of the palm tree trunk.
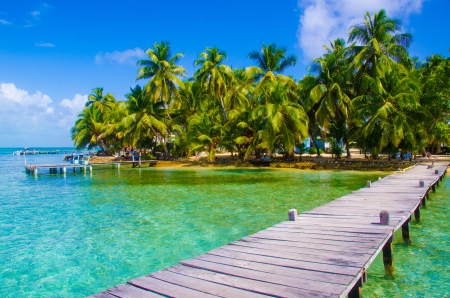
[344,136,351,158]
[310,135,321,157]
[219,96,227,122]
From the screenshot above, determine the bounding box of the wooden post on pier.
[348,278,363,298]
[402,219,411,245]
[432,184,436,192]
[380,210,390,225]
[288,209,298,221]
[414,206,421,221]
[366,181,371,188]
[382,236,394,276]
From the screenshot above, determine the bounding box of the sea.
[0,147,449,297]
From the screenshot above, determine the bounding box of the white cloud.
[35,42,55,47]
[0,83,52,110]
[30,11,41,18]
[0,83,87,146]
[60,94,87,114]
[297,0,425,60]
[95,47,146,65]
[0,19,11,25]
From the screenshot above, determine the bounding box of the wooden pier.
[25,163,92,175]
[90,162,447,298]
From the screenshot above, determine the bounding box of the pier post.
[90,166,93,172]
[380,210,390,225]
[382,236,394,275]
[426,190,430,200]
[421,196,426,207]
[348,278,363,298]
[33,167,38,176]
[84,166,86,173]
[402,220,411,244]
[366,181,371,188]
[288,209,298,221]
[432,184,436,192]
[73,167,76,173]
[414,206,421,222]
[419,180,425,187]
[117,163,120,170]
[63,167,66,174]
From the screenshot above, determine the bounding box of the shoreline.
[89,155,449,171]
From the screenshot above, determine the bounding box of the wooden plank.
[151,269,266,298]
[232,240,372,259]
[268,226,387,238]
[222,244,364,268]
[182,257,343,295]
[107,284,163,298]
[129,276,216,298]
[258,228,382,243]
[241,236,377,255]
[200,252,352,285]
[167,265,332,297]
[89,293,118,298]
[212,246,362,276]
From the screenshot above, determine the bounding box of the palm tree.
[306,38,353,157]
[348,9,413,91]
[71,106,106,151]
[194,47,232,121]
[122,85,168,150]
[85,87,116,112]
[186,112,223,162]
[248,43,297,88]
[352,65,423,157]
[253,81,309,156]
[136,41,187,105]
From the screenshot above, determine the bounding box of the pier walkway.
[91,162,447,298]
[25,163,92,175]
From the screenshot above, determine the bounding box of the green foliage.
[71,9,446,160]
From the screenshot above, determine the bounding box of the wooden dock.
[91,162,448,298]
[25,163,92,175]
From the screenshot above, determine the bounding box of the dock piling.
[414,206,421,221]
[288,209,298,221]
[419,180,425,187]
[382,236,395,276]
[366,181,371,188]
[402,221,411,244]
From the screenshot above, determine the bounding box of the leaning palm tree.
[136,41,187,105]
[121,85,168,150]
[194,47,233,121]
[71,106,105,151]
[85,87,116,113]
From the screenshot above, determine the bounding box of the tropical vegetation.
[71,9,450,161]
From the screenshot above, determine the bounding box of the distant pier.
[25,164,92,176]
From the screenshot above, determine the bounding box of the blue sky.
[1,0,449,147]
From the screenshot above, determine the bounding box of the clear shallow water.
[0,148,448,297]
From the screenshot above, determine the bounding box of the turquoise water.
[0,148,448,297]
